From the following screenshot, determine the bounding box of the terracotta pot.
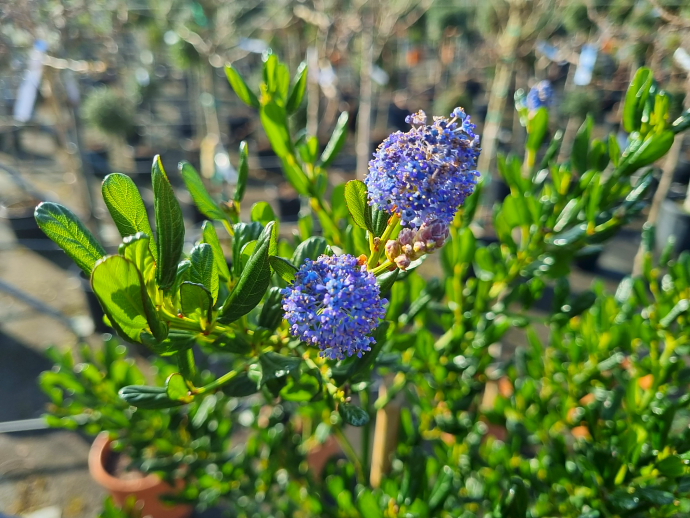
[88,433,193,518]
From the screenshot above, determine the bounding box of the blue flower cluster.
[526,80,554,111]
[366,107,481,228]
[282,254,387,360]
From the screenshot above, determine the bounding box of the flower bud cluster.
[384,219,450,270]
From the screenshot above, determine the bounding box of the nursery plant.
[36,54,690,517]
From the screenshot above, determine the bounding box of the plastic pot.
[79,272,110,334]
[656,199,690,254]
[0,200,74,270]
[89,433,193,518]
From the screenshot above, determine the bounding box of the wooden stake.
[370,380,401,488]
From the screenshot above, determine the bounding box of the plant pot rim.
[88,432,163,492]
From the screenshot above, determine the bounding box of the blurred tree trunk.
[356,7,374,180]
[476,5,522,175]
[307,45,320,138]
[631,77,690,276]
[557,62,580,163]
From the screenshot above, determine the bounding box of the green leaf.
[259,351,301,384]
[500,477,529,518]
[269,256,298,283]
[189,243,219,302]
[141,329,196,356]
[218,222,274,324]
[623,67,653,133]
[221,371,260,397]
[609,133,621,167]
[34,202,106,275]
[297,135,319,165]
[119,385,184,409]
[572,115,593,175]
[626,131,675,172]
[372,207,390,237]
[234,141,249,202]
[286,62,308,114]
[263,53,279,93]
[91,255,166,343]
[377,269,399,293]
[201,221,231,281]
[152,156,185,290]
[292,236,328,267]
[258,286,284,330]
[526,107,549,152]
[102,173,157,260]
[429,465,454,512]
[319,111,349,168]
[280,372,321,402]
[357,489,383,518]
[251,201,277,226]
[118,232,156,283]
[233,222,263,276]
[345,180,372,231]
[260,101,294,158]
[179,161,227,222]
[339,403,370,427]
[225,64,260,108]
[180,281,213,323]
[657,456,686,477]
[240,240,258,270]
[331,183,348,221]
[166,373,193,403]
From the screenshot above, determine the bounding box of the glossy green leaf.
[102,173,157,260]
[318,111,349,168]
[233,222,263,276]
[91,255,166,343]
[269,255,298,283]
[259,351,301,384]
[286,62,308,114]
[180,281,212,323]
[234,141,249,202]
[357,489,383,518]
[572,115,593,175]
[218,222,274,324]
[225,64,260,108]
[119,385,184,409]
[118,232,155,283]
[251,201,277,226]
[344,180,372,231]
[240,241,257,271]
[657,456,686,477]
[34,202,106,275]
[152,156,185,290]
[500,477,529,518]
[258,286,284,330]
[623,67,653,133]
[189,243,219,302]
[377,268,399,294]
[260,101,293,158]
[201,221,231,281]
[221,371,260,397]
[292,236,329,267]
[166,373,193,403]
[626,131,675,172]
[179,161,227,221]
[526,107,549,152]
[331,183,348,221]
[429,465,454,511]
[280,372,321,402]
[339,403,370,427]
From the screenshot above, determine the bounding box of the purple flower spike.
[366,107,481,228]
[281,254,387,360]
